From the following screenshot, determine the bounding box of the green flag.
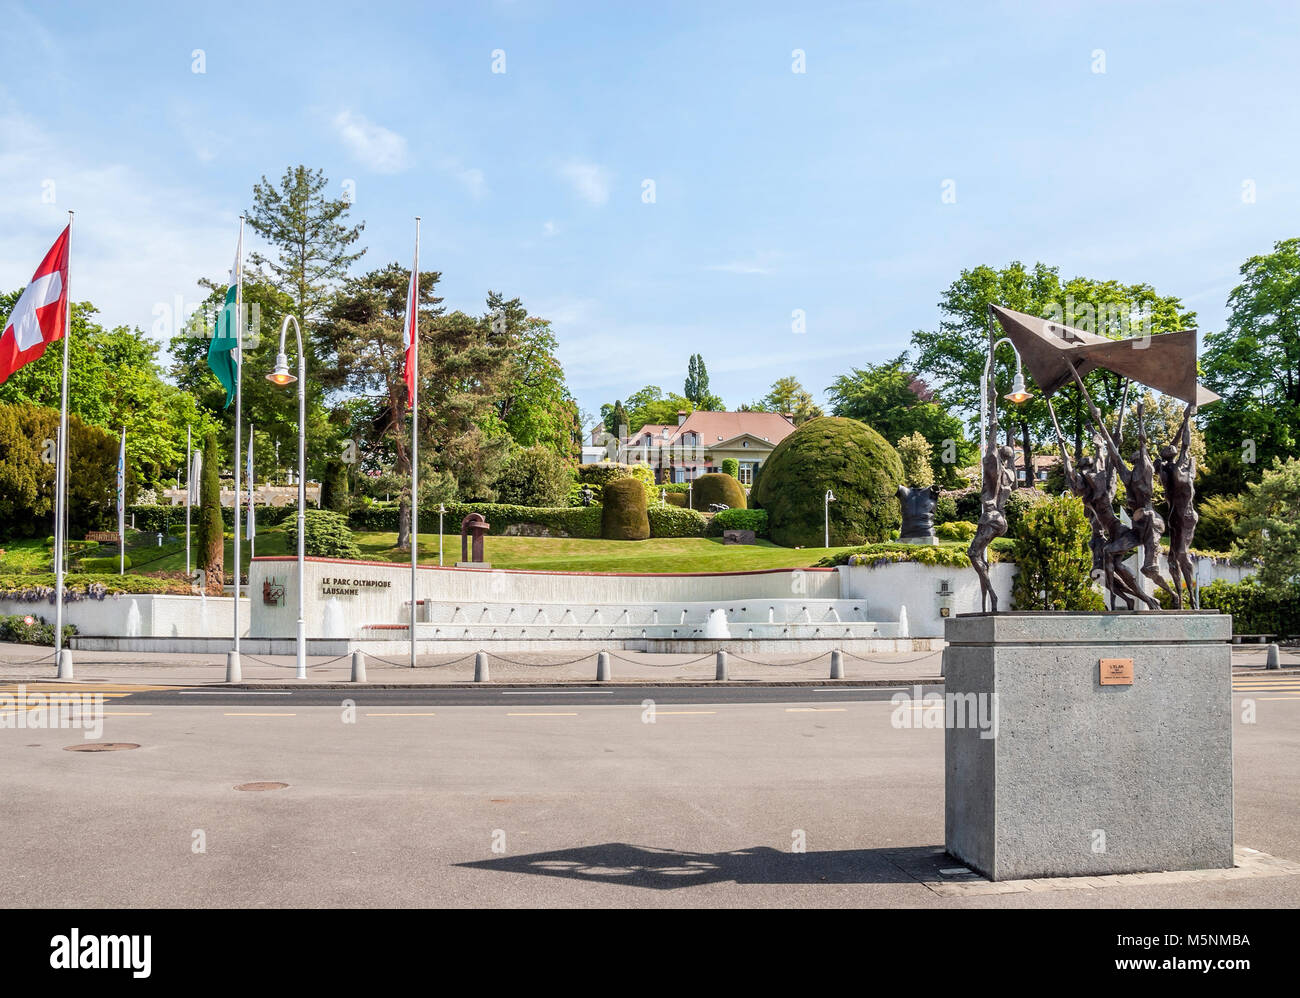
[206,241,241,408]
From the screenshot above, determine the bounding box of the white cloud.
[332,110,410,174]
[558,160,611,205]
[436,157,486,198]
[542,220,557,237]
[0,102,235,349]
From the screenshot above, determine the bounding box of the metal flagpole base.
[225,650,242,683]
[57,649,74,679]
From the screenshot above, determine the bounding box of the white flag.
[189,449,203,505]
[246,428,256,539]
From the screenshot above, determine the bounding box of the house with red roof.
[615,410,798,485]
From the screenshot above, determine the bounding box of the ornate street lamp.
[266,314,307,680]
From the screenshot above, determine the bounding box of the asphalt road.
[2,679,1296,908]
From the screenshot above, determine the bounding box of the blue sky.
[2,0,1297,425]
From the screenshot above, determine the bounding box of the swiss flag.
[0,226,70,386]
[402,262,417,408]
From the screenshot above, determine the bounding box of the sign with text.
[321,577,393,597]
[1099,658,1134,686]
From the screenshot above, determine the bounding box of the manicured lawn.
[350,531,854,573]
[121,527,852,575]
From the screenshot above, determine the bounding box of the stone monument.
[942,305,1232,881]
[457,512,491,569]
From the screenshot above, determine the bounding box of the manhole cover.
[64,743,140,752]
[234,782,288,792]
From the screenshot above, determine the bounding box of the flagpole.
[410,216,420,670]
[227,215,245,682]
[54,210,72,677]
[247,425,255,561]
[185,426,191,577]
[118,426,126,574]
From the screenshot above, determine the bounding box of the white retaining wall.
[0,594,248,638]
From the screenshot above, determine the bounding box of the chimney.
[677,411,688,426]
[781,412,794,423]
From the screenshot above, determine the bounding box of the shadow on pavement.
[458,843,941,890]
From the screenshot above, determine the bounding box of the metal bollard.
[829,649,844,679]
[350,650,367,683]
[1266,643,1281,671]
[715,649,728,681]
[57,648,74,680]
[596,650,611,681]
[225,650,241,683]
[474,651,490,683]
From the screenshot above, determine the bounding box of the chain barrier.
[236,652,354,669]
[606,651,720,668]
[726,651,833,668]
[839,649,944,666]
[485,652,598,668]
[0,652,58,668]
[365,652,480,669]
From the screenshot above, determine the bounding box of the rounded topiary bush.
[600,477,650,540]
[751,416,904,547]
[693,472,746,510]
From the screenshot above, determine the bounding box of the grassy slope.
[106,527,853,575]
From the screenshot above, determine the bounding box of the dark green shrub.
[495,446,573,507]
[951,487,981,522]
[0,614,76,645]
[934,495,958,524]
[1197,578,1300,635]
[351,502,604,538]
[127,504,180,534]
[935,520,976,542]
[720,458,739,478]
[1005,488,1051,537]
[284,510,362,559]
[648,506,707,537]
[320,459,350,512]
[751,416,903,547]
[664,491,687,508]
[1010,495,1106,611]
[1195,494,1244,553]
[707,508,769,537]
[80,555,129,572]
[577,463,636,488]
[601,478,650,540]
[0,574,192,597]
[693,472,746,510]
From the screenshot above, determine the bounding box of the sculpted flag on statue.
[0,226,70,385]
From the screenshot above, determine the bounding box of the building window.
[738,462,757,486]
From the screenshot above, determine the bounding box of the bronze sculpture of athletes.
[1158,404,1199,609]
[985,304,1219,613]
[968,362,1016,612]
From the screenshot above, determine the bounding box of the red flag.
[402,264,417,408]
[0,226,70,385]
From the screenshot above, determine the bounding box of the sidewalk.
[0,643,945,687]
[2,642,1292,689]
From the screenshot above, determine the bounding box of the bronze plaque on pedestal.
[1099,658,1134,686]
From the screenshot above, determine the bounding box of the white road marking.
[179,691,293,695]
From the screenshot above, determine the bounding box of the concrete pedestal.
[943,611,1233,881]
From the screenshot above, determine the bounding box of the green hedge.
[816,538,1015,568]
[706,508,769,537]
[0,614,76,645]
[601,478,649,540]
[0,574,193,598]
[935,520,976,542]
[647,506,707,538]
[576,463,637,488]
[693,472,746,510]
[1197,579,1300,636]
[351,501,603,539]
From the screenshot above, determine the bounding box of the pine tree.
[247,165,365,325]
